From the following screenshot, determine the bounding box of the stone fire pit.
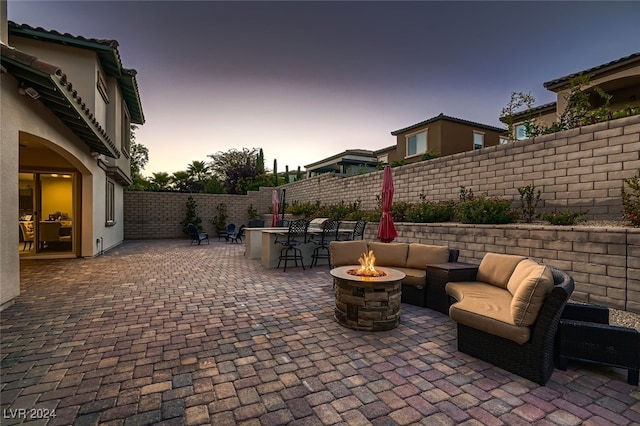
[330,266,405,331]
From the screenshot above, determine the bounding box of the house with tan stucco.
[0,6,144,309]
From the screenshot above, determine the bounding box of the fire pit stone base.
[333,274,402,331]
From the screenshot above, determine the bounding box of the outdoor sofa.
[329,240,459,307]
[445,253,575,385]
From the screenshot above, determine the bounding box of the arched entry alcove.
[18,131,93,258]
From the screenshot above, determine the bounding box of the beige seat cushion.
[329,240,369,267]
[405,244,450,270]
[507,259,554,326]
[392,267,426,288]
[368,242,409,267]
[446,281,531,344]
[476,253,526,289]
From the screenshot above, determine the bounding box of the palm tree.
[171,170,191,192]
[187,161,210,192]
[150,172,171,191]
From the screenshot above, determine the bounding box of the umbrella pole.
[281,189,286,222]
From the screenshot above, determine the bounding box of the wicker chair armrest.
[561,303,609,324]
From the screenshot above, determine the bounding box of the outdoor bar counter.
[244,227,285,259]
[260,229,319,268]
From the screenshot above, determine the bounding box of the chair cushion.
[405,243,450,270]
[368,242,409,267]
[477,253,526,289]
[329,240,369,267]
[507,259,554,326]
[446,281,531,344]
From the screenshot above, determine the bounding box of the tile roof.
[1,43,121,158]
[544,52,640,91]
[8,21,144,124]
[500,101,557,122]
[391,113,505,136]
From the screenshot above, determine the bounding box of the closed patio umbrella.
[377,165,397,243]
[271,189,280,227]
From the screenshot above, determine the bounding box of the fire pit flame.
[347,250,387,277]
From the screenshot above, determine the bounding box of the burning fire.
[347,250,387,277]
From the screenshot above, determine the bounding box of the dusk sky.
[8,1,640,177]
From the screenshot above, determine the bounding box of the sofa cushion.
[446,281,531,344]
[392,267,426,288]
[477,253,526,289]
[405,243,450,270]
[507,259,554,326]
[368,242,409,267]
[329,240,369,267]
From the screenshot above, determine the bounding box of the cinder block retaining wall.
[281,115,640,218]
[359,222,640,314]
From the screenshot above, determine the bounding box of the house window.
[378,154,389,164]
[121,107,130,157]
[473,131,484,150]
[106,179,116,226]
[499,136,509,145]
[406,130,427,157]
[515,124,527,140]
[97,70,109,104]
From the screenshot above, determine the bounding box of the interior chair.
[39,221,60,249]
[19,222,34,251]
[248,219,265,228]
[310,219,340,268]
[228,225,246,244]
[218,223,236,241]
[275,219,309,271]
[275,219,289,227]
[188,223,209,245]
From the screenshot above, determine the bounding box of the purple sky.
[8,1,640,176]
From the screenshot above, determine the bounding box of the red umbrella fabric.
[271,189,280,227]
[377,165,398,243]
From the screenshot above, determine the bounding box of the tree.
[127,124,151,191]
[171,170,192,192]
[257,149,265,175]
[129,125,149,177]
[149,172,171,191]
[186,160,211,192]
[500,92,536,142]
[273,159,278,186]
[208,148,262,194]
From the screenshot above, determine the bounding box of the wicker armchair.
[558,303,639,385]
[452,267,574,385]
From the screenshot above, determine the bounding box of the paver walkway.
[2,240,639,425]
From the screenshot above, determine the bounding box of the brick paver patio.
[2,240,639,425]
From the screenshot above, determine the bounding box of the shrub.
[621,175,640,226]
[210,203,228,235]
[518,184,541,223]
[287,200,321,217]
[420,151,439,161]
[456,196,516,224]
[541,209,588,226]
[407,201,455,223]
[180,196,202,235]
[391,201,413,222]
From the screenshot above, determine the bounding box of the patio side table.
[426,262,478,314]
[557,303,640,386]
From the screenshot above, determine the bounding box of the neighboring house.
[305,149,379,178]
[385,113,506,165]
[505,52,640,140]
[0,15,144,309]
